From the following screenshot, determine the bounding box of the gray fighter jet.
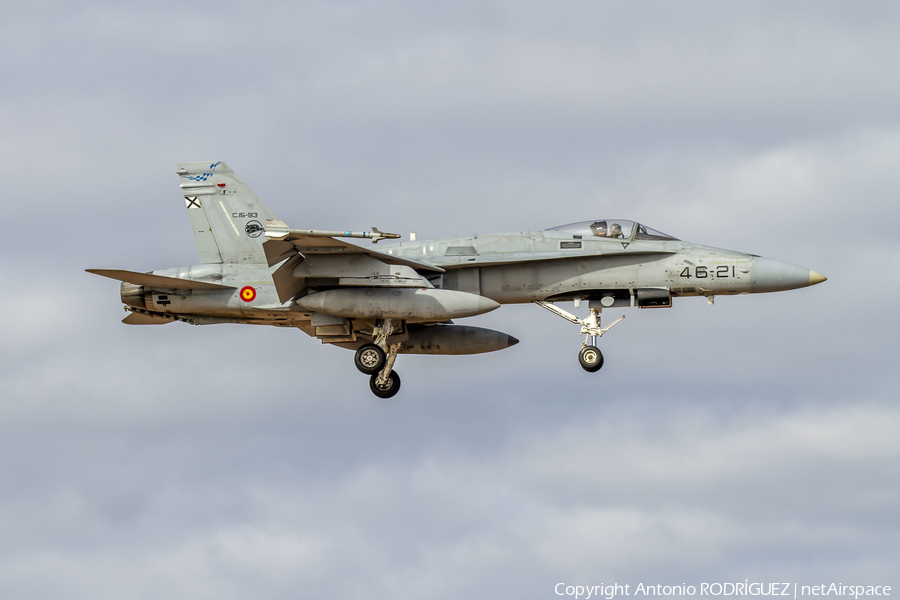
[88,162,826,397]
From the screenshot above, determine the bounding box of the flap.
[272,254,306,304]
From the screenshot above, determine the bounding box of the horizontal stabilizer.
[86,269,235,290]
[122,312,175,325]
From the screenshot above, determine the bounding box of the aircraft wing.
[263,235,444,273]
[86,269,236,290]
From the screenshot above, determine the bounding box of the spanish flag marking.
[240,286,257,302]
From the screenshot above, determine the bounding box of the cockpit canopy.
[546,219,679,241]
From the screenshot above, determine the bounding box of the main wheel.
[369,371,401,398]
[355,344,386,375]
[578,345,604,372]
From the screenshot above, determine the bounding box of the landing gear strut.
[360,319,402,398]
[533,301,624,373]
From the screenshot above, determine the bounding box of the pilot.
[608,223,623,238]
[589,221,608,237]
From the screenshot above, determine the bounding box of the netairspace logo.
[554,583,892,600]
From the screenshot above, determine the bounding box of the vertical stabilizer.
[176,162,281,264]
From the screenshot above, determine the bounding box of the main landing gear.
[354,344,385,375]
[355,319,402,398]
[533,301,625,373]
[370,370,401,398]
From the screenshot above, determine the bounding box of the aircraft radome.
[88,162,827,398]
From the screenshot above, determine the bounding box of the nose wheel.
[578,345,604,372]
[533,301,624,373]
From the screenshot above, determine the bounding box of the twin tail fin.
[177,162,281,265]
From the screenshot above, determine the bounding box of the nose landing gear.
[533,301,624,373]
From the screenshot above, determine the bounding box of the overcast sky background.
[1,1,899,598]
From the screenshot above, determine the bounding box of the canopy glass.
[546,220,679,241]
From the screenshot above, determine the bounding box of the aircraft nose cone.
[751,257,824,293]
[809,271,827,285]
[507,335,519,347]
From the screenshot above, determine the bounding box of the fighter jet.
[88,162,826,397]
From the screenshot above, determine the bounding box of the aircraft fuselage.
[91,162,826,397]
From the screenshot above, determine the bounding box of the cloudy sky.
[2,1,899,598]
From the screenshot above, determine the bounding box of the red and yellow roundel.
[239,286,257,302]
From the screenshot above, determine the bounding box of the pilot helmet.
[609,223,623,237]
